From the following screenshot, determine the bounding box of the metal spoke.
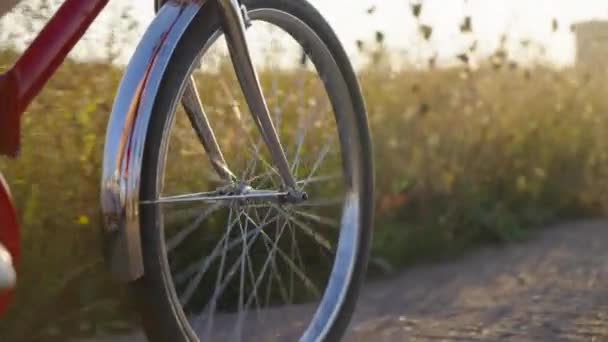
[179,207,238,306]
[177,205,283,301]
[246,169,276,185]
[173,226,256,285]
[201,206,238,340]
[146,190,219,202]
[271,77,284,130]
[163,205,218,227]
[167,203,225,252]
[290,93,329,176]
[243,210,290,307]
[233,204,279,339]
[235,205,248,341]
[172,210,280,285]
[248,144,281,181]
[272,204,333,252]
[196,215,263,337]
[242,141,262,182]
[219,78,268,174]
[300,135,335,189]
[243,216,289,311]
[244,208,321,299]
[295,196,344,208]
[145,189,290,205]
[287,219,296,302]
[290,106,312,176]
[290,209,340,229]
[258,228,321,298]
[272,65,310,130]
[288,219,307,302]
[295,174,341,186]
[245,206,279,323]
[289,77,310,176]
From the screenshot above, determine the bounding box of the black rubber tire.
[130,0,375,341]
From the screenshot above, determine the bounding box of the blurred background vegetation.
[1,0,608,341]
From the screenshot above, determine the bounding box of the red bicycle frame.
[0,0,109,157]
[0,0,110,315]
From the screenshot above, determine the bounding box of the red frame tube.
[0,0,110,157]
[0,173,18,315]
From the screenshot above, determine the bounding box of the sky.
[4,0,608,68]
[295,0,608,67]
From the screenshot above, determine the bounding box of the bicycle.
[0,0,374,341]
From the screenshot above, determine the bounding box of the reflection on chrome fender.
[100,1,205,282]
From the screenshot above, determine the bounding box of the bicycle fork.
[181,0,306,201]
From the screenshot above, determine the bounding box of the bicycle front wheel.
[132,0,374,341]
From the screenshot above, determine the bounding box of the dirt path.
[347,220,608,341]
[89,220,608,341]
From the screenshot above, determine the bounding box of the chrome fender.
[101,1,204,282]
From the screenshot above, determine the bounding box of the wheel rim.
[148,8,363,341]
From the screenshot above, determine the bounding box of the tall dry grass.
[368,62,608,265]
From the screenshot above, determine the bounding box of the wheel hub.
[216,182,308,204]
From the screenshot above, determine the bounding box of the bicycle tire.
[130,0,374,341]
